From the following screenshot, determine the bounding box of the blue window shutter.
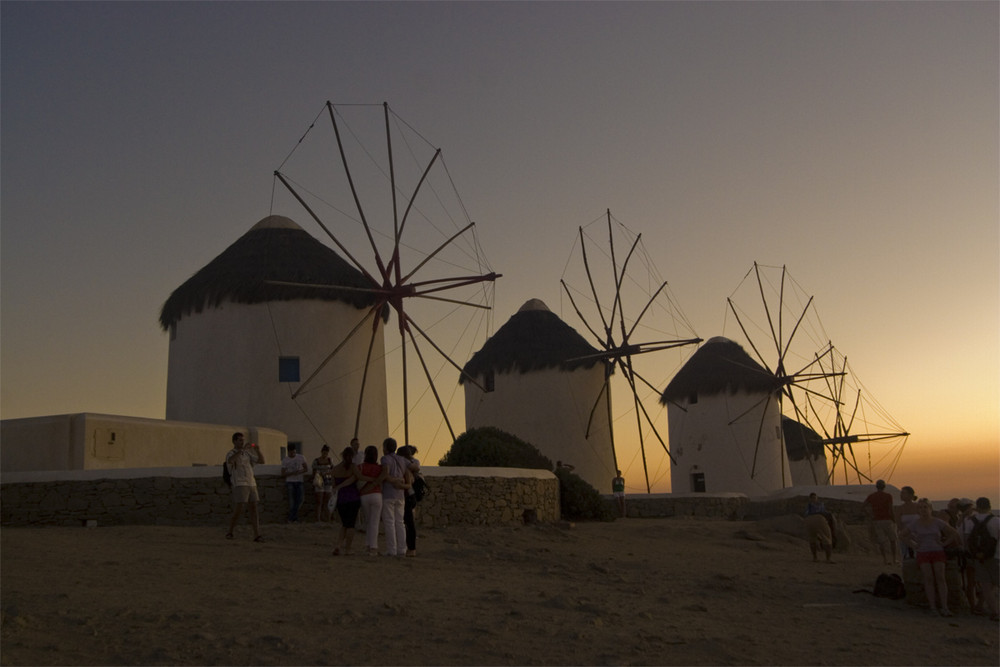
[278,356,300,382]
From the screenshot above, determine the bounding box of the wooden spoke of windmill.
[561,209,701,492]
[806,343,910,484]
[274,101,500,445]
[729,263,909,488]
[730,261,899,488]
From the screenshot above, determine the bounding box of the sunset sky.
[2,2,996,501]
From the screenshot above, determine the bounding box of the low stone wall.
[2,466,870,529]
[0,466,559,528]
[618,493,751,520]
[606,493,867,522]
[741,495,869,522]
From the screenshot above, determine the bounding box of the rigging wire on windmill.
[258,101,500,453]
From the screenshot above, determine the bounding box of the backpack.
[222,459,232,487]
[855,572,905,599]
[967,515,998,562]
[872,572,906,599]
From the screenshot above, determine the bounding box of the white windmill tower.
[660,336,788,495]
[160,214,389,455]
[462,298,614,491]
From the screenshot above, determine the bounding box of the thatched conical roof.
[159,215,382,330]
[460,299,606,383]
[782,416,826,461]
[660,336,780,403]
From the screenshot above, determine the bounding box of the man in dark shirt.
[864,479,897,565]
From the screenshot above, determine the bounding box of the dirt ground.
[2,517,998,666]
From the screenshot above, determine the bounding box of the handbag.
[413,475,429,502]
[312,471,324,491]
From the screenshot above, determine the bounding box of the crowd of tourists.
[861,480,999,621]
[225,433,424,557]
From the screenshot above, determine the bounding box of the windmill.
[724,263,907,487]
[269,102,500,452]
[559,210,701,492]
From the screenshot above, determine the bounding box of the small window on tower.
[279,356,300,383]
[484,370,495,392]
[689,392,698,405]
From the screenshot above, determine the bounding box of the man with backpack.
[962,497,999,621]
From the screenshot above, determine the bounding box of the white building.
[160,215,389,459]
[661,336,790,495]
[783,416,829,486]
[0,413,286,472]
[461,299,616,491]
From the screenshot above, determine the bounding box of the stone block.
[67,496,91,512]
[2,486,23,505]
[39,491,67,511]
[133,493,154,506]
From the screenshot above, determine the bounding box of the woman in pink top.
[900,498,961,616]
[355,445,387,556]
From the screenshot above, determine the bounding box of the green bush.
[439,427,615,522]
[438,427,554,469]
[555,467,616,522]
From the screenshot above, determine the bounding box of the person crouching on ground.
[804,515,834,563]
[226,432,265,542]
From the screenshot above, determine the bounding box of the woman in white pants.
[355,445,387,556]
[379,438,412,557]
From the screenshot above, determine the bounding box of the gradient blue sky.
[2,2,997,500]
